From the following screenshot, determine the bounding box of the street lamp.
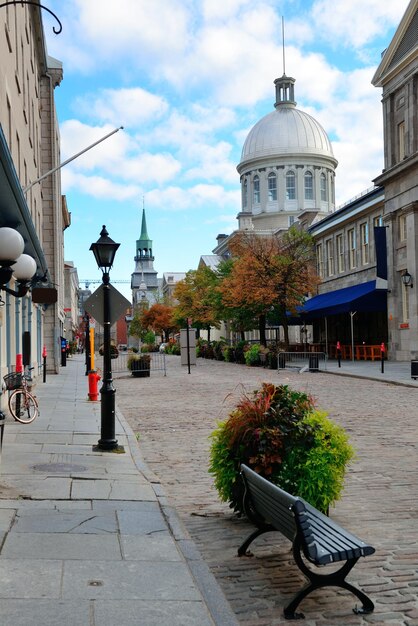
[90,225,122,451]
[401,270,413,288]
[0,227,37,302]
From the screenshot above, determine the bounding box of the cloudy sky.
[44,0,409,299]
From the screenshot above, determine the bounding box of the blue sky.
[44,0,410,301]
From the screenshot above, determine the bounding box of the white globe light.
[0,227,25,262]
[12,254,37,281]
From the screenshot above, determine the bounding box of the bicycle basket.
[3,372,23,391]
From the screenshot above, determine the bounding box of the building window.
[373,215,383,228]
[348,228,356,269]
[320,173,327,201]
[399,214,407,242]
[242,179,248,208]
[304,171,313,200]
[286,170,296,200]
[326,239,334,276]
[268,172,277,201]
[398,121,405,161]
[360,222,369,265]
[336,234,344,273]
[253,175,260,204]
[402,279,410,322]
[316,243,324,278]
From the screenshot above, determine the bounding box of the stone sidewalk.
[0,355,239,626]
[115,355,418,626]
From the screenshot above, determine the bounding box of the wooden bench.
[238,464,375,620]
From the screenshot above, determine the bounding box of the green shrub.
[244,343,261,366]
[233,340,248,364]
[209,383,354,514]
[213,340,227,361]
[223,346,235,362]
[170,343,180,355]
[143,331,156,345]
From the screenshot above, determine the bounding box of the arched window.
[268,172,277,201]
[253,175,260,204]
[320,173,327,201]
[286,170,296,200]
[304,171,313,200]
[242,179,248,208]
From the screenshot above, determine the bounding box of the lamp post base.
[92,442,125,453]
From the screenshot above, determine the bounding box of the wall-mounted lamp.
[401,269,413,289]
[0,227,37,301]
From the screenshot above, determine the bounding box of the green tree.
[173,266,222,340]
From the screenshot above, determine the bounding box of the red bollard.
[42,345,47,383]
[88,370,101,401]
[336,341,341,368]
[16,354,23,373]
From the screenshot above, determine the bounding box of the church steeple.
[135,208,153,261]
[131,206,159,306]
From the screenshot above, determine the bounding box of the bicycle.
[3,368,39,424]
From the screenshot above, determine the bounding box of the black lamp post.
[90,225,122,451]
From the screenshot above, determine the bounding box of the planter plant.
[209,383,354,514]
[127,354,151,377]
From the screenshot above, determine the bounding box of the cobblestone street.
[115,356,418,626]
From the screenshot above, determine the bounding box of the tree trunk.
[283,320,290,349]
[259,314,267,347]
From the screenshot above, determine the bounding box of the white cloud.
[146,184,240,211]
[62,170,140,200]
[74,88,169,127]
[59,120,181,185]
[310,0,410,49]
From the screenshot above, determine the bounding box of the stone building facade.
[0,3,66,389]
[372,0,418,360]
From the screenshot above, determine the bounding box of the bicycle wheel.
[9,389,38,424]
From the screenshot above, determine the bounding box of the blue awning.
[296,280,387,320]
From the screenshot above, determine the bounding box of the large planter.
[132,368,150,378]
[128,354,151,377]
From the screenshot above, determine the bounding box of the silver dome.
[240,105,336,167]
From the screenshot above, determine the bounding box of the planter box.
[132,369,150,378]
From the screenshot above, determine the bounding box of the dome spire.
[274,17,296,108]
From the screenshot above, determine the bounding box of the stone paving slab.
[12,509,118,533]
[61,561,202,600]
[0,559,63,598]
[93,599,215,626]
[0,600,92,626]
[2,532,122,560]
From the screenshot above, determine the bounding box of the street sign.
[84,284,131,326]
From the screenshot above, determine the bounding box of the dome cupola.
[237,74,338,231]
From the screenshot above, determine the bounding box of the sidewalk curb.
[116,405,240,626]
[323,369,418,388]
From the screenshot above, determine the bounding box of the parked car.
[117,344,127,351]
[159,343,167,353]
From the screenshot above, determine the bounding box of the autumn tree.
[140,303,178,342]
[172,266,221,340]
[220,227,320,346]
